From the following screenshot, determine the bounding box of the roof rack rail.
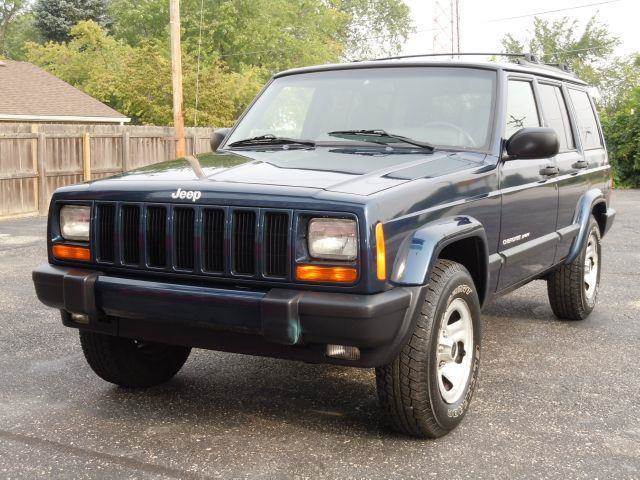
[365,52,541,62]
[542,62,573,73]
[361,52,579,77]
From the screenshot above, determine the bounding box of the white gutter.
[0,114,131,124]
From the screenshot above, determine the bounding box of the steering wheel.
[422,121,477,147]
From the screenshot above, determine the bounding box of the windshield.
[225,67,497,151]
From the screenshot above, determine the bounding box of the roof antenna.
[187,155,206,179]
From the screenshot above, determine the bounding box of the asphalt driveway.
[0,190,638,479]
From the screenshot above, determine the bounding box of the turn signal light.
[375,223,386,281]
[52,244,91,262]
[295,265,357,283]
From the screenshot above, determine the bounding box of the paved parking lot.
[0,190,638,479]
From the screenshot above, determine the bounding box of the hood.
[89,148,486,197]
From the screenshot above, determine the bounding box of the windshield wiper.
[327,129,434,151]
[227,134,315,149]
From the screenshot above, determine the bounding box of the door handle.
[539,165,559,177]
[572,160,589,169]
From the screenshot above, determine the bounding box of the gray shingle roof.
[0,60,129,122]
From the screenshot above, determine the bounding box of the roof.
[274,58,588,86]
[0,60,130,123]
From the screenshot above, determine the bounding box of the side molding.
[565,188,605,264]
[390,216,489,301]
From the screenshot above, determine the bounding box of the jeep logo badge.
[171,188,201,202]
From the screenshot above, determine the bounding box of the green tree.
[501,16,619,92]
[333,0,413,59]
[25,21,262,126]
[596,54,640,113]
[2,11,42,59]
[601,88,640,187]
[33,0,110,42]
[0,0,27,55]
[109,0,412,72]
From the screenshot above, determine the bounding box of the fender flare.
[390,216,489,304]
[565,188,606,265]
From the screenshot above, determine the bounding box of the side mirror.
[210,127,231,151]
[505,127,559,160]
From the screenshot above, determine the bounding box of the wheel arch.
[566,188,608,265]
[390,216,490,306]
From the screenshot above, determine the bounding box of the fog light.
[70,313,89,324]
[326,344,360,361]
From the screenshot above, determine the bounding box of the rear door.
[497,77,559,290]
[536,81,585,261]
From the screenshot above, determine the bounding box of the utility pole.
[169,0,186,158]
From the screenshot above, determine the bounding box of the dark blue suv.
[33,56,615,438]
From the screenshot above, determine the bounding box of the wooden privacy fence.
[0,124,214,219]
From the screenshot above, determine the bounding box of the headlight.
[308,218,357,261]
[60,205,90,241]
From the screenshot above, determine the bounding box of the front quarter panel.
[390,216,488,290]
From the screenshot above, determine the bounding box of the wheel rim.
[583,231,599,301]
[437,297,474,404]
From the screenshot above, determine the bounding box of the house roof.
[0,60,130,123]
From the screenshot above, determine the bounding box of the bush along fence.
[0,124,214,219]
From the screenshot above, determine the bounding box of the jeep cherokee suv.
[33,56,615,438]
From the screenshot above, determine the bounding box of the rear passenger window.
[505,80,540,138]
[569,89,603,150]
[538,84,575,152]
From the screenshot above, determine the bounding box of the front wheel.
[79,330,191,388]
[375,260,482,438]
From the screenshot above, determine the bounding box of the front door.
[497,78,559,291]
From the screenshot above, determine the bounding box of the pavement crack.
[0,429,212,480]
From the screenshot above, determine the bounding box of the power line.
[487,0,623,22]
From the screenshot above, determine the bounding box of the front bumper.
[33,263,421,367]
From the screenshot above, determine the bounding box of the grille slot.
[233,211,256,275]
[174,208,195,270]
[122,205,140,264]
[97,204,115,262]
[147,206,167,267]
[264,212,289,277]
[203,209,225,273]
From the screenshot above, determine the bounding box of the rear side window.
[538,83,575,152]
[505,80,540,138]
[568,89,603,150]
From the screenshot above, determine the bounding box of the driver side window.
[505,80,540,138]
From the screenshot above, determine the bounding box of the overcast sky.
[402,0,639,57]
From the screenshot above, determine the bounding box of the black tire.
[547,215,602,321]
[375,259,482,438]
[79,330,191,388]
